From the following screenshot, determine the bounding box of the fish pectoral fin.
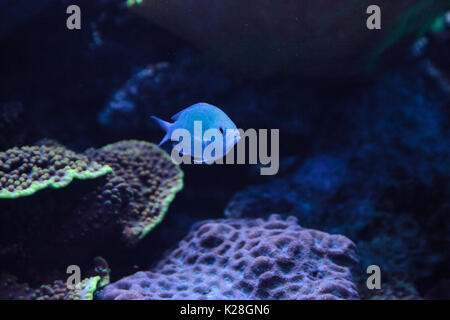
[158,133,171,147]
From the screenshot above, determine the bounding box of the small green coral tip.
[127,0,143,8]
[68,276,101,300]
[429,15,446,34]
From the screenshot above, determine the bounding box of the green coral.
[67,276,101,300]
[366,2,450,73]
[0,257,111,300]
[0,275,100,300]
[428,14,446,33]
[126,0,143,7]
[93,256,111,289]
[0,145,112,199]
[86,140,184,245]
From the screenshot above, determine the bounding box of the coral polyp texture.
[0,273,102,300]
[0,257,110,300]
[100,214,359,300]
[0,140,182,282]
[85,140,184,245]
[0,145,112,199]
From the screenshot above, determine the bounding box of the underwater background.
[0,0,449,300]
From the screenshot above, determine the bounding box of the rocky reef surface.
[223,62,450,294]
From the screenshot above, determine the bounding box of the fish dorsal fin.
[171,103,207,121]
[171,110,184,121]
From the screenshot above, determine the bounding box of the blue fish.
[151,102,240,163]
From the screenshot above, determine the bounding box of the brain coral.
[85,140,184,245]
[0,145,112,198]
[100,214,359,300]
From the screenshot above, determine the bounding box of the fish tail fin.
[157,134,170,147]
[150,116,172,147]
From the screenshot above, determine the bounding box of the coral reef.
[223,63,450,286]
[0,257,110,300]
[224,154,443,283]
[0,140,183,281]
[100,214,359,300]
[0,0,449,301]
[0,144,112,198]
[0,273,82,300]
[85,140,184,245]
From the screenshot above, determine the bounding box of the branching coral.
[0,145,112,199]
[100,214,359,300]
